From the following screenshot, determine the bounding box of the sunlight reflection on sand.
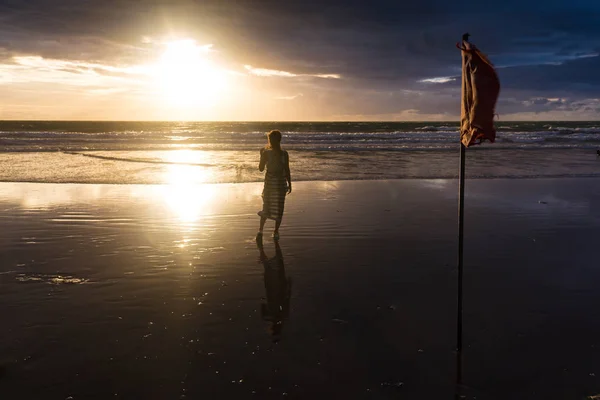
[154,182,217,224]
[154,150,219,224]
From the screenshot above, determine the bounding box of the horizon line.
[1,119,599,123]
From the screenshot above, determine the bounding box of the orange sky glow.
[0,37,356,121]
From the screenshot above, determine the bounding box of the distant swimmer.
[597,150,600,156]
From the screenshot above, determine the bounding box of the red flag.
[458,40,500,147]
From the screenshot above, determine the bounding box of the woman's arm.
[259,148,267,172]
[284,151,292,194]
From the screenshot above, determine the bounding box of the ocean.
[1,121,599,184]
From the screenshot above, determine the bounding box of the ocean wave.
[62,151,215,166]
[2,143,600,153]
[2,121,600,154]
[414,125,457,132]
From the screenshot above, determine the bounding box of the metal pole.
[456,32,469,397]
[456,141,466,391]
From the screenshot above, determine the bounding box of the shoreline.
[2,173,600,186]
[2,147,600,186]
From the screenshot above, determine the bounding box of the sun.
[154,39,227,108]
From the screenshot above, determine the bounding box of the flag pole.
[456,141,466,387]
[455,32,469,397]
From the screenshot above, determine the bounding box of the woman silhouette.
[257,130,292,241]
[257,239,292,342]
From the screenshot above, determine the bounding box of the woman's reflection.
[257,238,292,342]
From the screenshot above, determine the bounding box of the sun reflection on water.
[156,150,217,224]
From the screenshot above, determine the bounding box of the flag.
[458,40,500,147]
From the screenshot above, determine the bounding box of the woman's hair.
[267,130,282,150]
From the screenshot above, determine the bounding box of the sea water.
[1,121,599,184]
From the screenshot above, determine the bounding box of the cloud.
[1,0,600,119]
[330,108,453,122]
[244,65,341,79]
[493,52,600,68]
[13,56,145,76]
[0,55,149,86]
[498,55,600,95]
[275,93,303,100]
[244,65,297,77]
[419,76,457,84]
[87,87,131,95]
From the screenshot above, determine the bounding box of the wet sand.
[1,179,600,399]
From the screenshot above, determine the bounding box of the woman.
[257,130,291,240]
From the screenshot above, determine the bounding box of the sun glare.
[154,150,217,223]
[154,39,227,108]
[158,182,217,224]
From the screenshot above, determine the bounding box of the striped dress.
[260,149,289,221]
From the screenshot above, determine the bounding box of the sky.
[0,0,599,121]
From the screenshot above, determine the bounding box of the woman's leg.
[259,187,268,234]
[274,192,285,234]
[274,218,282,233]
[259,216,267,233]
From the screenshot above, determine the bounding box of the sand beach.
[1,178,600,399]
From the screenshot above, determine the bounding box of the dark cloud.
[1,0,600,118]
